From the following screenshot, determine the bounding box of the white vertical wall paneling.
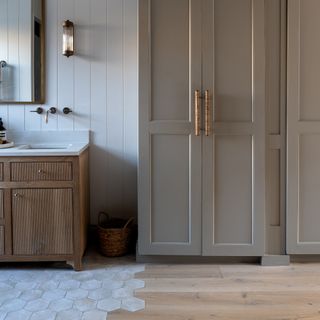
[8,105,25,130]
[0,0,8,102]
[0,106,8,126]
[57,0,74,130]
[19,0,32,102]
[0,0,8,119]
[43,0,58,130]
[106,0,125,217]
[90,0,108,223]
[8,0,20,101]
[74,0,91,131]
[25,105,41,130]
[123,0,138,217]
[0,0,138,223]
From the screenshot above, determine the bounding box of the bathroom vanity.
[0,131,89,271]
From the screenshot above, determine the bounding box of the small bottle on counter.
[0,118,7,144]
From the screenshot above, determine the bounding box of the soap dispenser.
[0,118,7,144]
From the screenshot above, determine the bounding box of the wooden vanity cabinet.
[0,149,89,271]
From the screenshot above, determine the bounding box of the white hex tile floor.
[0,250,145,319]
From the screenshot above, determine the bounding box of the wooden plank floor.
[109,263,320,320]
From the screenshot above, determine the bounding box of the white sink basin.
[19,144,73,150]
[0,131,90,156]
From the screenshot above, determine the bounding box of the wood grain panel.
[11,162,73,181]
[109,264,320,320]
[0,226,4,255]
[0,163,3,181]
[0,190,4,220]
[12,188,73,255]
[79,149,89,255]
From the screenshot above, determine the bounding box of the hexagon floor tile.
[0,251,145,319]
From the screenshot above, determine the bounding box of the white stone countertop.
[0,130,90,157]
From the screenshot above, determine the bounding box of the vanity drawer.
[11,162,73,181]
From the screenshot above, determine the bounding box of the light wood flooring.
[109,263,320,320]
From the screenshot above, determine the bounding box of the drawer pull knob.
[38,169,45,174]
[13,193,22,198]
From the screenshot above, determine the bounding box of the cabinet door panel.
[12,189,73,255]
[213,135,253,245]
[138,0,202,255]
[214,0,253,122]
[151,135,191,243]
[151,0,190,121]
[287,0,320,253]
[202,0,265,256]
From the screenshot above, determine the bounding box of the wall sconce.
[62,20,74,57]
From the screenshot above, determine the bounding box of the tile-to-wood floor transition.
[2,250,320,320]
[110,263,320,320]
[0,250,145,320]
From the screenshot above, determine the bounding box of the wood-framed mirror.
[0,0,45,104]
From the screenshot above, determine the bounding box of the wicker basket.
[97,212,134,257]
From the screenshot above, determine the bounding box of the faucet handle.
[63,107,73,115]
[49,107,57,114]
[30,107,43,114]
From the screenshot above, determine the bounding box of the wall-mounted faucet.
[45,107,57,123]
[63,107,73,115]
[30,107,43,114]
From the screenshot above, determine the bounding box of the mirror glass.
[0,0,44,103]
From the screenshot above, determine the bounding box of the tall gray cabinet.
[287,0,320,254]
[138,0,266,256]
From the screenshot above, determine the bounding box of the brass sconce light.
[62,20,74,57]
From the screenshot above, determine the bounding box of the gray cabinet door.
[287,0,320,254]
[138,0,202,255]
[202,0,266,256]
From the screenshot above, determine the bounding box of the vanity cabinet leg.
[74,256,83,271]
[67,257,83,271]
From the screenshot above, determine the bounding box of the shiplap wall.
[0,0,138,223]
[0,0,33,101]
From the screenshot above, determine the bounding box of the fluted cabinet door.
[0,227,4,255]
[0,189,4,255]
[12,189,73,255]
[138,0,202,255]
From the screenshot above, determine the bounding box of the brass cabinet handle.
[194,90,201,136]
[205,90,211,136]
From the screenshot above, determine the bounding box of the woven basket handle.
[98,212,110,226]
[123,217,135,230]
